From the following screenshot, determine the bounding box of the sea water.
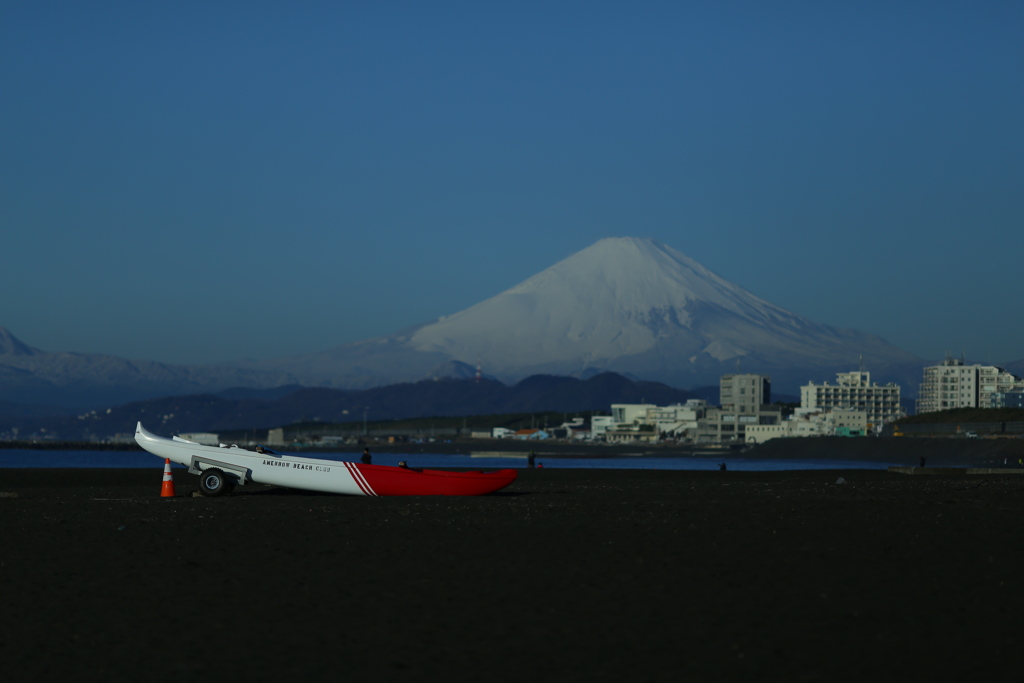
[0,449,899,471]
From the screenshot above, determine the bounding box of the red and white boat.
[134,422,517,497]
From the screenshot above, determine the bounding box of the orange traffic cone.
[160,458,176,498]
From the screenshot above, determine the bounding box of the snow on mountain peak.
[506,237,781,317]
[408,236,803,368]
[245,236,920,393]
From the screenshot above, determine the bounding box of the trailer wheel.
[198,468,228,497]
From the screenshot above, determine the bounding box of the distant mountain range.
[0,373,711,441]
[2,237,996,415]
[0,326,296,411]
[237,237,927,393]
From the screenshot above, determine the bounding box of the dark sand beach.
[3,466,1024,682]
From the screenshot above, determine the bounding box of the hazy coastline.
[4,436,1024,470]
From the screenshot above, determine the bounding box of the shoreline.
[4,435,1024,469]
[0,438,734,455]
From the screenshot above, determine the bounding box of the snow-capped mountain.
[0,237,925,412]
[251,237,922,392]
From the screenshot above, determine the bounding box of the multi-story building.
[693,374,781,444]
[801,371,902,427]
[611,404,652,425]
[745,407,868,444]
[609,376,785,444]
[978,366,1024,407]
[608,400,707,440]
[916,358,1024,413]
[719,374,770,414]
[604,424,659,444]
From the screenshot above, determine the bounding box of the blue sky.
[2,1,1022,365]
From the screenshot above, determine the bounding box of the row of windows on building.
[916,358,1024,413]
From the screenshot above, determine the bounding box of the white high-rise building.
[916,358,1024,414]
[801,371,902,426]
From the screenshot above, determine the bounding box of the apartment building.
[801,371,902,426]
[916,358,1024,414]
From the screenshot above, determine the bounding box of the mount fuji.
[249,237,922,393]
[0,237,924,412]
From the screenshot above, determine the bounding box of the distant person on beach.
[361,448,372,464]
[719,462,727,472]
[919,456,927,468]
[528,451,536,468]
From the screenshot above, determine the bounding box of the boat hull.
[134,422,516,496]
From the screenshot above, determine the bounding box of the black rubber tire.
[198,468,228,497]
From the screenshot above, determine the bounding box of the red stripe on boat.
[343,462,369,496]
[344,461,377,496]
